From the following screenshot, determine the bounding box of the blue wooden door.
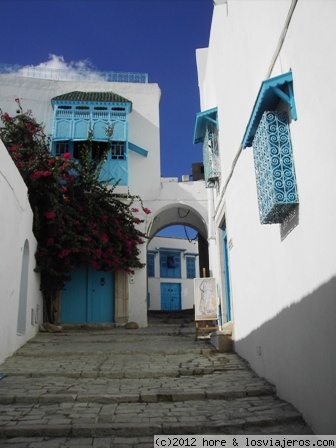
[61,266,87,323]
[61,266,114,323]
[160,283,181,311]
[90,270,114,322]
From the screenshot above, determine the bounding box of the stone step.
[0,423,315,448]
[0,371,275,405]
[0,351,248,380]
[0,396,309,439]
[0,435,154,447]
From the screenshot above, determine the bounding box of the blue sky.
[1,0,212,178]
[0,0,213,237]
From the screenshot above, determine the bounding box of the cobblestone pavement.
[0,312,313,447]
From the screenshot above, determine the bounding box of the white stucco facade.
[195,0,336,434]
[147,235,199,311]
[0,74,208,331]
[0,141,42,364]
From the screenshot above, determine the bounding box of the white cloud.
[17,54,105,81]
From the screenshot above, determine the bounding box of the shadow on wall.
[235,276,336,435]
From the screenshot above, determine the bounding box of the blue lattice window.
[252,111,299,224]
[193,108,220,187]
[242,71,299,224]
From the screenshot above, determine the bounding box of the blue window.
[147,253,155,278]
[51,91,132,186]
[160,251,181,279]
[242,71,299,224]
[252,111,299,224]
[186,256,196,279]
[193,107,220,188]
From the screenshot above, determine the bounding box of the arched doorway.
[146,205,209,314]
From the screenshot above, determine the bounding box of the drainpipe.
[265,0,298,78]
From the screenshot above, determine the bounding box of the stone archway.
[140,178,210,315]
[147,203,210,279]
[127,178,209,326]
[148,203,207,240]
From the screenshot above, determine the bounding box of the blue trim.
[242,71,297,149]
[52,99,132,114]
[193,107,218,144]
[128,142,148,157]
[222,226,231,322]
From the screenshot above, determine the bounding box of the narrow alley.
[0,312,312,447]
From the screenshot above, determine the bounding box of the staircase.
[0,312,312,447]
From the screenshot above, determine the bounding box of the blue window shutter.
[193,108,220,187]
[147,254,155,277]
[252,111,299,224]
[160,251,181,279]
[186,256,196,279]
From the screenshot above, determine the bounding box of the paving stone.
[0,312,313,446]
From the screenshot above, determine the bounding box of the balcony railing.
[0,63,148,83]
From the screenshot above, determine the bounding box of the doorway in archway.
[147,225,203,313]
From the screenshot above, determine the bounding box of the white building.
[0,69,208,333]
[194,0,336,434]
[0,141,42,364]
[147,235,199,311]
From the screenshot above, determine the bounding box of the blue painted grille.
[252,111,299,224]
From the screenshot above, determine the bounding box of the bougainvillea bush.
[0,104,149,322]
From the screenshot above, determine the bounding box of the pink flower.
[46,238,54,246]
[44,211,56,219]
[8,145,20,152]
[101,233,108,243]
[1,113,11,122]
[95,249,103,258]
[143,207,151,215]
[58,249,70,259]
[31,171,43,180]
[131,207,139,213]
[43,171,51,177]
[62,152,71,159]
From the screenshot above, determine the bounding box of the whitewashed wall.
[196,0,336,434]
[147,235,199,310]
[0,141,42,364]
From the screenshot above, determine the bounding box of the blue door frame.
[222,224,232,322]
[61,266,114,323]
